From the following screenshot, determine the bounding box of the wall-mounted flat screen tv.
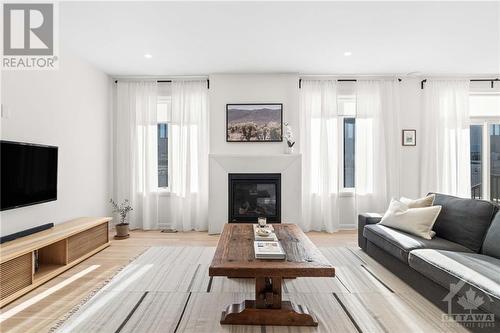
[1,141,58,211]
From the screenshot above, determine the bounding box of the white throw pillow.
[400,194,435,208]
[379,199,441,240]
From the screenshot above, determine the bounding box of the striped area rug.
[55,246,467,333]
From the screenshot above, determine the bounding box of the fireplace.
[228,173,281,223]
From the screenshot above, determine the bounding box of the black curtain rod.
[298,78,402,89]
[114,79,210,89]
[421,78,499,89]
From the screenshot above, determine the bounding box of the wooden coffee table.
[209,223,335,326]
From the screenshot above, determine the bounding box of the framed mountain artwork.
[226,103,283,142]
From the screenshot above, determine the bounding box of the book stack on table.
[253,224,286,259]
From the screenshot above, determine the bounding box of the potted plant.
[109,199,133,239]
[284,122,295,154]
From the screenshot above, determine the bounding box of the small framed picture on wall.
[402,129,416,146]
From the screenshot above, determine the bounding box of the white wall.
[399,78,422,198]
[205,74,302,231]
[205,74,423,230]
[209,74,300,154]
[0,50,112,237]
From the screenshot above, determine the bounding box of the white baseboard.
[339,224,357,230]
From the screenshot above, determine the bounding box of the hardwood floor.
[0,230,356,333]
[1,229,473,332]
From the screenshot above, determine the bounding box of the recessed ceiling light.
[144,54,152,59]
[344,51,352,57]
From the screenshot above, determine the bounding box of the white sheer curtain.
[115,81,159,229]
[166,80,209,231]
[299,80,341,232]
[420,80,471,197]
[356,80,401,214]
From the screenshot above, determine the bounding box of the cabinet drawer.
[0,253,32,300]
[67,223,108,263]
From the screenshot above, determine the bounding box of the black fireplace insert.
[228,173,281,223]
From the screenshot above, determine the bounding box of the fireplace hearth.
[228,173,281,223]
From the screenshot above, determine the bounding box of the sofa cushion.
[379,199,441,240]
[363,224,472,263]
[482,212,500,259]
[431,193,498,252]
[400,193,435,208]
[409,249,500,317]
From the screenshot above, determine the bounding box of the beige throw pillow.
[379,199,441,240]
[400,194,435,208]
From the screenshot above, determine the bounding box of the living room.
[0,1,499,332]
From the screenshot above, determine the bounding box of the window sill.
[311,190,355,197]
[339,189,355,197]
[156,189,171,196]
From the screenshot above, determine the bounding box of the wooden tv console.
[0,217,111,308]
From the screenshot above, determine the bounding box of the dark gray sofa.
[358,193,500,331]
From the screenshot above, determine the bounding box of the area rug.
[54,246,467,333]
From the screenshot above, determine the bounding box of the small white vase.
[286,146,294,154]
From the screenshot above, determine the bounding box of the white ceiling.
[60,1,500,76]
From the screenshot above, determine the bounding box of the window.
[157,123,168,188]
[470,125,483,198]
[303,81,356,194]
[490,124,500,203]
[343,118,355,188]
[338,85,356,189]
[469,93,500,202]
[157,83,171,189]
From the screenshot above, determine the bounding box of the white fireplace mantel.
[208,153,302,234]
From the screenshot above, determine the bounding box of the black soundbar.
[0,223,54,244]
